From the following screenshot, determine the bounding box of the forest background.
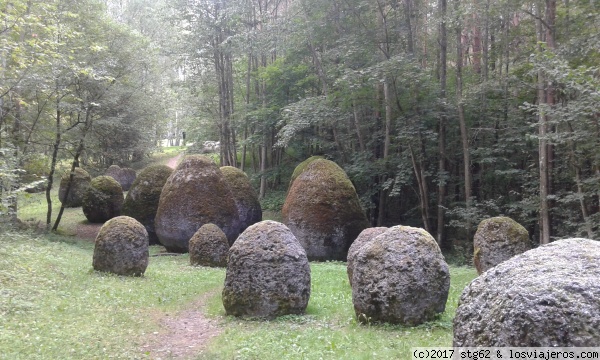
[1,0,599,250]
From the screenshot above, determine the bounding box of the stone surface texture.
[454,238,600,346]
[346,227,388,285]
[58,167,91,207]
[189,223,229,267]
[282,158,368,261]
[92,216,149,276]
[222,220,311,319]
[220,166,262,233]
[352,226,450,326]
[473,216,531,274]
[122,165,173,245]
[154,155,240,252]
[82,176,124,223]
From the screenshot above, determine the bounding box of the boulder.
[189,223,229,267]
[58,167,91,207]
[92,216,149,276]
[82,176,124,223]
[220,166,262,233]
[352,226,450,326]
[105,165,136,191]
[222,220,311,319]
[346,227,388,285]
[473,216,531,274]
[122,165,173,245]
[282,158,369,261]
[454,238,600,346]
[154,155,240,252]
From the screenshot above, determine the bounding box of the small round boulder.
[352,226,450,326]
[346,227,388,285]
[220,166,262,233]
[222,220,311,319]
[105,165,136,191]
[92,216,149,276]
[473,216,531,274]
[122,165,173,245]
[58,168,91,207]
[282,158,369,261]
[82,176,124,223]
[189,224,229,267]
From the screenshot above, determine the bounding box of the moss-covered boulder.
[122,165,173,245]
[352,226,450,326]
[189,223,229,267]
[154,155,240,252]
[346,227,388,286]
[220,166,262,233]
[92,216,149,276]
[454,238,600,346]
[473,216,531,274]
[105,165,136,191]
[58,168,91,207]
[222,221,311,319]
[288,155,324,187]
[82,176,124,223]
[282,158,369,261]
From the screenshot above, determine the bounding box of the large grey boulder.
[105,165,136,191]
[189,223,229,267]
[454,238,600,346]
[222,221,311,319]
[352,226,450,326]
[473,216,531,274]
[154,155,240,252]
[58,168,91,207]
[220,166,262,233]
[82,176,124,223]
[282,158,369,261]
[346,227,388,286]
[92,216,149,276]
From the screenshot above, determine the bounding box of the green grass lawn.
[5,150,479,359]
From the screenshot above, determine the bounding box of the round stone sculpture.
[282,158,369,261]
[352,226,450,326]
[454,238,600,346]
[92,216,149,276]
[82,176,124,223]
[58,167,91,207]
[220,166,262,233]
[346,227,388,286]
[473,216,531,274]
[105,165,136,191]
[189,223,229,267]
[154,155,240,252]
[222,220,311,319]
[122,165,173,245]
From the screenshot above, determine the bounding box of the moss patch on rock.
[289,156,324,187]
[82,176,124,223]
[122,165,173,245]
[220,166,262,233]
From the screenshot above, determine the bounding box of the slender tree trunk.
[437,0,448,246]
[352,99,366,152]
[46,106,61,229]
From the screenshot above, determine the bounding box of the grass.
[6,149,480,359]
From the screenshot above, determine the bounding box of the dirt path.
[141,294,223,359]
[167,152,183,169]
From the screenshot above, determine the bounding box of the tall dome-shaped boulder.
[352,226,450,326]
[92,216,149,276]
[105,165,136,191]
[222,221,311,319]
[58,167,91,207]
[473,216,531,274]
[82,176,124,223]
[154,155,240,252]
[189,223,229,267]
[282,158,369,261]
[346,227,388,285]
[122,165,173,245]
[454,238,600,346]
[220,166,262,233]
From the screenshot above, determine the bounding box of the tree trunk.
[436,0,448,246]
